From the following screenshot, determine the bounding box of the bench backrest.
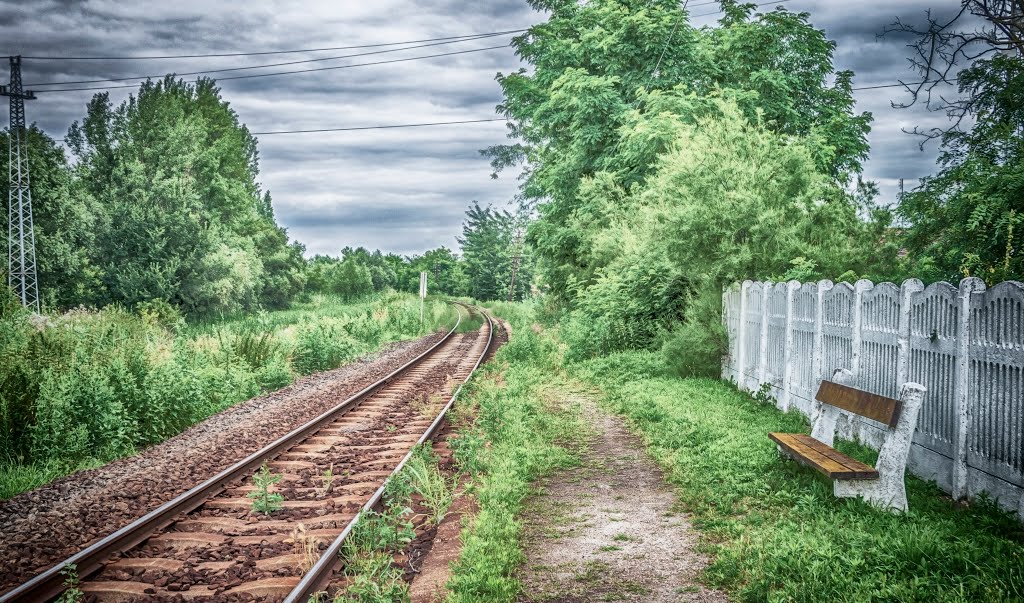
[814,380,902,428]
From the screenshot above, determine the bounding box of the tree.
[330,259,374,301]
[892,3,1024,282]
[458,202,532,301]
[65,77,305,313]
[487,0,873,304]
[886,1,1024,142]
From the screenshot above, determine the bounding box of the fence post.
[738,281,751,389]
[896,279,924,389]
[847,280,873,440]
[813,280,833,389]
[722,286,730,381]
[758,281,772,387]
[952,277,986,499]
[851,279,873,379]
[781,280,800,412]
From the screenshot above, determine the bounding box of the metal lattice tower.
[0,56,39,311]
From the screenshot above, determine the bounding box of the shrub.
[292,318,363,375]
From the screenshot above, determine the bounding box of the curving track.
[1,303,494,603]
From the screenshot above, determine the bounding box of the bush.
[292,318,365,375]
[661,288,727,378]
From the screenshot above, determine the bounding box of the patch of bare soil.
[516,393,725,603]
[408,475,477,603]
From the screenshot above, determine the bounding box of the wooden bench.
[769,369,927,512]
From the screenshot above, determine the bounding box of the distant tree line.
[0,76,532,315]
[304,200,533,303]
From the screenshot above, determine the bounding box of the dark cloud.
[3,1,959,254]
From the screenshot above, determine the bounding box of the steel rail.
[283,303,495,603]
[0,304,466,603]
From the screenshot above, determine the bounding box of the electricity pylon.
[0,56,39,311]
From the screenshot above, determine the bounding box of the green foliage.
[482,1,898,371]
[333,552,408,603]
[551,99,894,365]
[489,0,877,308]
[7,76,309,315]
[292,319,363,375]
[899,54,1024,284]
[571,350,1024,602]
[458,202,533,301]
[396,446,456,526]
[55,563,83,603]
[247,461,284,514]
[333,475,417,602]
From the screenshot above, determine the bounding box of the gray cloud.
[4,0,960,255]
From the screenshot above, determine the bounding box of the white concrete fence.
[722,278,1024,519]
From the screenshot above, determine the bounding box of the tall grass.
[0,293,457,499]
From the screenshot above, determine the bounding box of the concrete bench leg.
[834,383,926,513]
[834,476,907,513]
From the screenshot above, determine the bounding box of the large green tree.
[488,0,874,303]
[65,77,305,313]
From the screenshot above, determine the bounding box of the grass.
[443,302,589,603]
[571,349,1024,602]
[0,292,458,500]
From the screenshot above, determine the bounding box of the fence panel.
[967,281,1024,491]
[743,281,763,390]
[822,282,854,382]
[722,284,742,382]
[766,283,787,393]
[908,282,960,461]
[789,282,818,414]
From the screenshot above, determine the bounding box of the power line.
[27,32,515,87]
[53,117,507,141]
[248,118,506,135]
[851,79,958,91]
[19,29,528,60]
[690,0,786,18]
[35,45,511,93]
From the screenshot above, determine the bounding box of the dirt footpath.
[517,392,725,603]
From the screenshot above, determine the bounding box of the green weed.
[0,293,459,500]
[54,563,83,603]
[247,462,284,515]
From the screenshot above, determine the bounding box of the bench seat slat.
[768,432,879,480]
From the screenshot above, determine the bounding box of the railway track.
[1,303,494,603]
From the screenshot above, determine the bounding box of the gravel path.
[517,390,726,603]
[0,332,445,595]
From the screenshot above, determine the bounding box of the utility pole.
[507,227,524,302]
[0,56,39,312]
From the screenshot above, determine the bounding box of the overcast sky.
[2,0,960,257]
